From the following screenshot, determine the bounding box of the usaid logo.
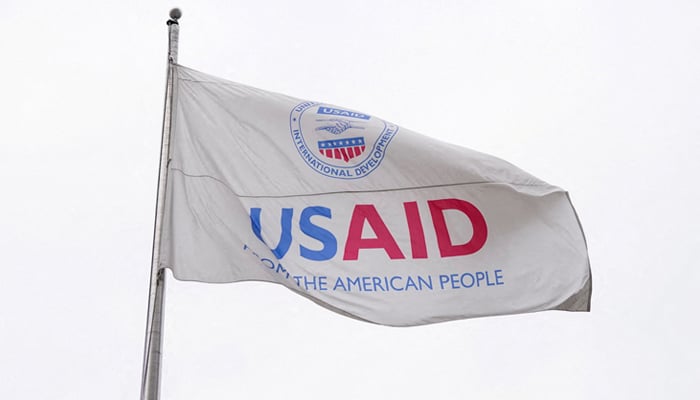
[250,198,488,262]
[290,102,398,179]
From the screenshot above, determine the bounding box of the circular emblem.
[290,102,399,179]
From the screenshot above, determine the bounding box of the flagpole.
[140,9,181,400]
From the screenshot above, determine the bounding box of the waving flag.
[158,64,591,326]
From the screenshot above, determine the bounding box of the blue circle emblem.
[290,102,399,179]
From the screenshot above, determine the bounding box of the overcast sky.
[1,1,699,399]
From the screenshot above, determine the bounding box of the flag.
[159,64,591,326]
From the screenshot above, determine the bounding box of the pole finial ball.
[169,8,182,20]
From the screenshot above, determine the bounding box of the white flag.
[160,65,591,326]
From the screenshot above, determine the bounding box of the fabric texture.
[159,64,592,326]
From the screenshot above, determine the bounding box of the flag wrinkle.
[169,167,562,199]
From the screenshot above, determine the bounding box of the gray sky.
[1,0,699,399]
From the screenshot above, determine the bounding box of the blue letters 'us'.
[250,207,337,261]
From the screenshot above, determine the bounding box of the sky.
[1,0,699,399]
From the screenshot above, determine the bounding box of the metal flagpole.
[140,8,181,400]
